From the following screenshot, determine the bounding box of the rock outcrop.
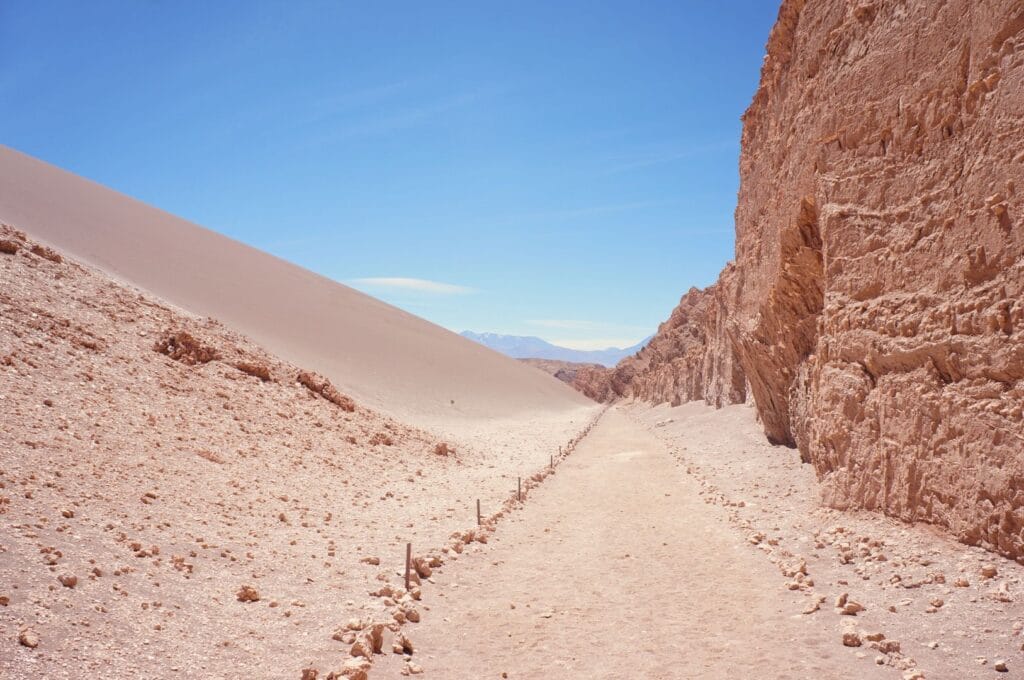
[614,0,1024,562]
[609,282,746,408]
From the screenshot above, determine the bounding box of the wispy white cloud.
[527,319,649,333]
[548,337,646,351]
[349,277,476,295]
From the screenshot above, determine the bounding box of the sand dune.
[0,145,589,431]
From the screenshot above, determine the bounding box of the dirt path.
[376,407,891,679]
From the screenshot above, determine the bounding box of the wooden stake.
[404,542,412,591]
[550,454,553,468]
[476,499,481,526]
[518,477,521,501]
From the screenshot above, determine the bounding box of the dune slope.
[0,145,591,432]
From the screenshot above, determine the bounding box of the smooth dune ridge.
[0,144,590,427]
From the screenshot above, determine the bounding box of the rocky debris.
[802,595,826,614]
[433,442,452,456]
[981,564,999,579]
[0,239,20,255]
[301,669,318,680]
[0,219,600,679]
[333,657,371,680]
[332,630,357,644]
[360,556,380,566]
[842,631,862,647]
[411,556,432,578]
[30,243,63,263]
[995,660,1009,672]
[58,573,78,588]
[296,370,356,412]
[154,331,220,365]
[235,361,272,381]
[369,432,394,446]
[18,628,39,648]
[392,631,414,655]
[349,637,374,659]
[236,585,260,603]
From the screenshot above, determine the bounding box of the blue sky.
[1,1,780,350]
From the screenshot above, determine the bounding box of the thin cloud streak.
[349,277,476,295]
[527,319,649,333]
[549,337,648,351]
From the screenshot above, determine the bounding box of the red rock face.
[617,0,1024,561]
[741,0,1024,560]
[608,284,746,408]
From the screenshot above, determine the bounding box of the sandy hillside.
[0,225,599,679]
[0,144,591,435]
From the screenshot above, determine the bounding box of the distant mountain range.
[460,331,650,367]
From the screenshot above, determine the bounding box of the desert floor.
[372,404,1023,680]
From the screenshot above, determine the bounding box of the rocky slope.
[519,359,620,403]
[0,224,597,679]
[607,0,1024,563]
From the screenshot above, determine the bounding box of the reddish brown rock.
[610,282,746,407]
[735,0,1024,561]
[236,585,260,603]
[296,370,356,412]
[612,0,1024,563]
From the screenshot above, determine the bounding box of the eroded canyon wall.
[614,0,1024,561]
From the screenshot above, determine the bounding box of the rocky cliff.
[615,0,1024,562]
[607,282,746,408]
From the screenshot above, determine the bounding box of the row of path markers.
[401,407,607,603]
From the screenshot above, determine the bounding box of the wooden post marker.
[550,454,553,468]
[404,542,412,591]
[518,477,522,501]
[476,499,481,526]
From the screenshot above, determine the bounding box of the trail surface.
[378,407,889,679]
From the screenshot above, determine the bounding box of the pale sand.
[375,407,890,679]
[0,144,591,438]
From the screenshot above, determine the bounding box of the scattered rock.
[335,657,370,680]
[981,564,998,580]
[350,636,374,659]
[332,630,357,644]
[18,629,39,648]
[297,371,355,411]
[392,631,414,655]
[154,331,220,365]
[30,244,63,263]
[236,585,260,603]
[58,574,78,588]
[843,632,862,647]
[236,361,272,381]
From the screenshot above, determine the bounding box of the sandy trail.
[378,407,888,679]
